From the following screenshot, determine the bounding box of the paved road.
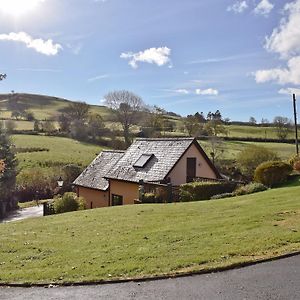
[0,206,43,223]
[0,255,299,300]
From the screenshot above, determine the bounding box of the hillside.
[0,185,299,284]
[0,93,110,120]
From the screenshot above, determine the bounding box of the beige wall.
[168,143,217,186]
[109,179,139,205]
[77,186,109,209]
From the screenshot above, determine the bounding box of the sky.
[0,0,300,122]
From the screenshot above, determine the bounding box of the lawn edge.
[1,250,299,288]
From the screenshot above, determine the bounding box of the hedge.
[254,161,292,187]
[179,181,237,202]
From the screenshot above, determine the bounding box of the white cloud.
[120,47,171,69]
[88,74,109,82]
[278,87,300,96]
[255,56,300,85]
[195,88,219,96]
[0,32,62,55]
[175,89,189,94]
[265,0,300,59]
[254,0,274,16]
[227,1,248,14]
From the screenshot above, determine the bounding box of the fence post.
[139,180,144,202]
[167,183,173,203]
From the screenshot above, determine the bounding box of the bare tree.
[104,90,144,146]
[273,116,292,140]
[65,102,90,122]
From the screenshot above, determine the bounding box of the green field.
[12,135,104,170]
[224,124,295,140]
[10,135,296,176]
[200,140,296,161]
[0,185,299,284]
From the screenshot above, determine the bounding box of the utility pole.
[293,94,299,155]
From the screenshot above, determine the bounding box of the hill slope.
[0,93,110,120]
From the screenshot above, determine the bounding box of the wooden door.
[186,157,196,182]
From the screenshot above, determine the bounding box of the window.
[112,194,123,206]
[133,154,154,168]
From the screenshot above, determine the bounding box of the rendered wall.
[109,180,139,205]
[77,186,109,209]
[168,143,217,186]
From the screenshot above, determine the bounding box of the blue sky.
[0,0,300,121]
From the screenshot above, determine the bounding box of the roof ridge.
[135,137,194,141]
[102,150,126,153]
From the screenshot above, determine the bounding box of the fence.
[43,201,55,216]
[139,181,180,203]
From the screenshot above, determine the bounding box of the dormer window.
[134,154,154,168]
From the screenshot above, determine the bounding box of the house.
[73,138,221,208]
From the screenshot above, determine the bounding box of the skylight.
[134,154,154,168]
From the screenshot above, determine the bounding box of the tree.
[65,102,90,122]
[58,113,71,132]
[41,120,56,134]
[5,120,16,133]
[273,116,292,140]
[207,136,225,165]
[33,120,40,132]
[205,119,228,136]
[104,90,144,147]
[237,145,279,178]
[184,115,202,137]
[87,113,105,140]
[249,117,257,125]
[0,128,18,211]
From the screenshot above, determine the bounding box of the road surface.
[0,254,299,299]
[0,206,43,223]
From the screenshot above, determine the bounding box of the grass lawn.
[0,186,299,284]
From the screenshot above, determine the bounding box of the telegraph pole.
[293,94,299,155]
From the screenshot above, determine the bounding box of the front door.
[186,157,196,182]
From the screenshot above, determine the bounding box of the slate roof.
[105,138,203,183]
[73,150,125,191]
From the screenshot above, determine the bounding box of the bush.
[254,161,293,187]
[54,192,86,214]
[237,145,279,178]
[294,160,300,172]
[210,193,234,200]
[141,193,162,203]
[233,182,268,196]
[179,181,236,202]
[16,168,56,202]
[288,154,300,166]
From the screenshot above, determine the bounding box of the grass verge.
[0,186,299,284]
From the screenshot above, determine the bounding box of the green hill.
[0,93,110,120]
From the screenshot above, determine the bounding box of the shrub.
[237,145,279,178]
[179,181,236,202]
[293,160,300,172]
[288,154,300,166]
[233,182,268,196]
[254,161,292,187]
[210,193,234,200]
[142,193,158,203]
[16,168,56,202]
[54,192,86,214]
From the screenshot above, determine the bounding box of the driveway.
[0,254,299,299]
[0,206,43,223]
